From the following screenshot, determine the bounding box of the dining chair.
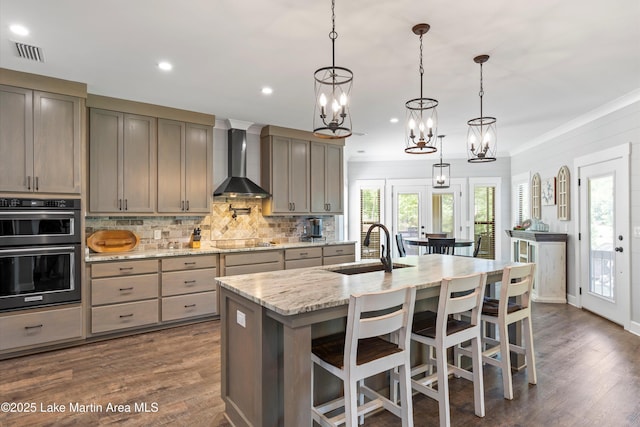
[311,286,416,426]
[427,238,455,255]
[425,233,447,238]
[396,234,407,257]
[473,235,482,257]
[407,272,487,427]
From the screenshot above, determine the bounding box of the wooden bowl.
[87,230,140,253]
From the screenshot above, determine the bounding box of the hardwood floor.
[1,303,639,426]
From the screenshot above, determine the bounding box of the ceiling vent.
[14,41,44,62]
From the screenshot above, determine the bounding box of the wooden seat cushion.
[312,332,402,369]
[481,298,522,316]
[412,310,437,333]
[412,313,473,339]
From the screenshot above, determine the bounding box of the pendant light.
[467,55,497,162]
[313,0,353,139]
[405,23,438,154]
[432,135,450,188]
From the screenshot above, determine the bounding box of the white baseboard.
[628,320,640,337]
[567,294,579,307]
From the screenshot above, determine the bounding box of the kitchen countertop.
[85,240,356,263]
[216,254,516,316]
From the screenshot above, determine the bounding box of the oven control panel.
[0,198,80,209]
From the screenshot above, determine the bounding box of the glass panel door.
[392,186,424,256]
[588,175,615,299]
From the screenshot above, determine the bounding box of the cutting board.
[87,230,140,253]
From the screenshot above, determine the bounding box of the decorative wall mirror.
[531,173,541,219]
[557,165,570,220]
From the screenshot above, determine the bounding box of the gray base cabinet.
[0,306,82,352]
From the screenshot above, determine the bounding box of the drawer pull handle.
[300,252,308,256]
[336,249,343,253]
[119,287,134,291]
[119,267,134,271]
[24,324,43,330]
[119,313,134,318]
[184,280,196,285]
[184,262,197,266]
[184,304,197,308]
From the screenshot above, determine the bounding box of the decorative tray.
[87,230,140,253]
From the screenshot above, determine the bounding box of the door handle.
[615,247,623,253]
[35,176,39,191]
[27,176,31,190]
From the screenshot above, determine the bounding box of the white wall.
[510,98,640,328]
[347,157,512,260]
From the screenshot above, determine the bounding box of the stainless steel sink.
[331,263,411,275]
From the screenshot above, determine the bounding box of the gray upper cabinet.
[310,142,343,214]
[89,109,156,213]
[0,86,81,194]
[262,135,310,214]
[157,119,213,213]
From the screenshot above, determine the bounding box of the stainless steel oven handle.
[0,246,75,254]
[0,211,76,217]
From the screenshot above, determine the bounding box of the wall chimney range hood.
[213,120,270,199]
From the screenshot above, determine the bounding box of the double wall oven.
[0,198,81,311]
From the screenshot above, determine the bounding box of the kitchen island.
[217,254,520,427]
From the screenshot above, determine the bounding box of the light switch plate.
[634,226,640,238]
[236,310,246,328]
[153,229,161,240]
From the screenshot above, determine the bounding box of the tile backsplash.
[85,201,336,251]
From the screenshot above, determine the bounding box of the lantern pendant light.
[313,0,353,139]
[405,23,438,154]
[467,54,497,162]
[432,135,450,188]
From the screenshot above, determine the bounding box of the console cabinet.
[507,230,567,303]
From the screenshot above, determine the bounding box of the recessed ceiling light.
[261,87,273,95]
[389,117,399,124]
[10,24,29,36]
[158,61,173,71]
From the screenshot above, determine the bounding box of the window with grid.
[360,188,381,259]
[557,166,570,220]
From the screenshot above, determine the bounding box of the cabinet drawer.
[285,247,322,260]
[323,244,355,257]
[0,307,82,351]
[162,268,216,296]
[224,250,281,266]
[162,256,216,272]
[286,258,323,270]
[91,259,158,278]
[161,291,217,322]
[225,262,282,276]
[91,274,158,306]
[92,300,158,334]
[323,254,356,266]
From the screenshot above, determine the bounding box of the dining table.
[404,236,475,255]
[217,254,521,427]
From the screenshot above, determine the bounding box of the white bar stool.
[409,272,487,427]
[311,286,416,426]
[479,263,537,400]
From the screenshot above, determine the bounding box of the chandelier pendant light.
[467,54,497,162]
[432,135,450,188]
[313,0,353,139]
[405,23,438,154]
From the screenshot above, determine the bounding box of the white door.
[392,185,425,256]
[578,155,630,326]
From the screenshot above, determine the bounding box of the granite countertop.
[216,255,516,316]
[85,240,357,263]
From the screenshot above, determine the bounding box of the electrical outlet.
[236,310,246,328]
[153,229,162,240]
[634,226,640,238]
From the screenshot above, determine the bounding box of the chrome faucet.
[363,223,393,272]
